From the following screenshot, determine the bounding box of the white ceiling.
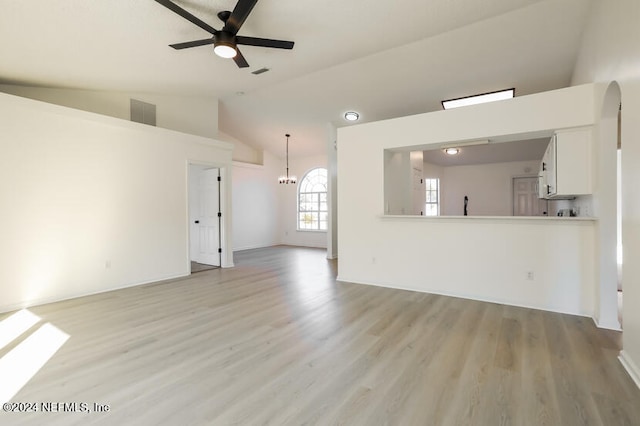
[0,0,593,158]
[423,138,550,167]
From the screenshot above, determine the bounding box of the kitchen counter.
[380,215,597,222]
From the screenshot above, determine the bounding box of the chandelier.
[278,133,297,184]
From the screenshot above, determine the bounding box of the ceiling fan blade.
[154,0,218,35]
[233,48,250,68]
[169,38,215,50]
[236,36,294,50]
[224,0,259,34]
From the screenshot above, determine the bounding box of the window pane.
[297,168,328,231]
[299,213,314,228]
[309,212,318,228]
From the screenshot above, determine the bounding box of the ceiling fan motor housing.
[213,32,237,57]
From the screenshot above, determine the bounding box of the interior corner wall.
[0,92,233,313]
[327,124,338,259]
[0,84,219,139]
[280,154,329,248]
[232,151,282,251]
[217,129,264,165]
[570,0,640,382]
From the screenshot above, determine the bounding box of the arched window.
[298,167,328,231]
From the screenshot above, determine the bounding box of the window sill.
[296,229,328,233]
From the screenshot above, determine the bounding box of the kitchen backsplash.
[548,195,593,217]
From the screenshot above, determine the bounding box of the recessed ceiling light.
[444,148,460,155]
[344,111,360,121]
[442,88,515,110]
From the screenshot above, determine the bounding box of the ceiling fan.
[154,0,295,68]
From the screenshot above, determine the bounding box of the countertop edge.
[379,215,597,221]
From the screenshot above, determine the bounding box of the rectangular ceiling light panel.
[442,88,515,110]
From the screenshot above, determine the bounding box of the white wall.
[384,151,412,215]
[0,92,233,313]
[280,154,328,248]
[232,151,282,251]
[0,84,219,140]
[338,84,597,318]
[571,0,640,384]
[440,160,539,216]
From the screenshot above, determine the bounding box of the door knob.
[195,220,200,224]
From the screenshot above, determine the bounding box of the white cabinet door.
[539,127,591,199]
[546,135,557,196]
[555,128,591,196]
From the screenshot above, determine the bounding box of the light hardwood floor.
[1,246,639,425]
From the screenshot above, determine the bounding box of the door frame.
[190,166,221,267]
[186,160,234,271]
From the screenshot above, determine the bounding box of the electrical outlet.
[105,260,111,269]
[526,271,534,280]
[372,257,377,264]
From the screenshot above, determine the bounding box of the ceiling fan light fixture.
[156,0,295,68]
[214,43,237,58]
[213,32,238,58]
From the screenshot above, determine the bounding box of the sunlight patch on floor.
[0,313,69,404]
[0,309,41,351]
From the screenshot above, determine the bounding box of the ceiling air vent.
[251,67,270,75]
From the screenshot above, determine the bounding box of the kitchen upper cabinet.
[539,127,592,199]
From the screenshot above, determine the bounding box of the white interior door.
[513,177,548,216]
[193,167,220,266]
[412,168,425,215]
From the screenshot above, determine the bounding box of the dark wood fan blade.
[169,38,215,50]
[154,0,218,35]
[236,36,294,50]
[233,48,250,68]
[224,0,259,34]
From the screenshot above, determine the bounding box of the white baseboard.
[0,272,189,315]
[233,243,278,252]
[590,316,622,331]
[335,275,593,319]
[619,351,640,390]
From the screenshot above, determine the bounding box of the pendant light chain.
[279,133,297,184]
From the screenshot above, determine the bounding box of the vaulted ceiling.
[0,0,593,157]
